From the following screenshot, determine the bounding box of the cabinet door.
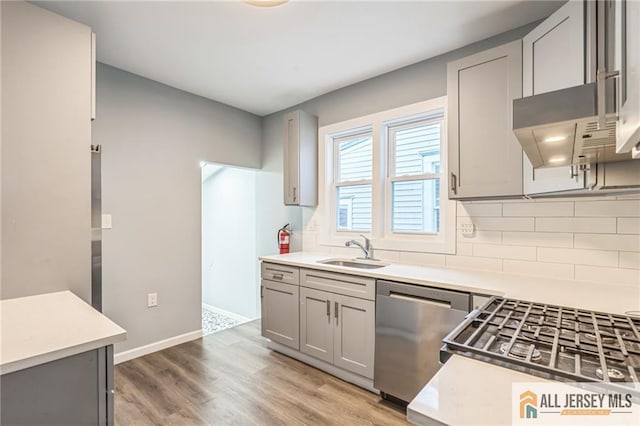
[523,0,587,194]
[333,294,375,379]
[616,0,640,153]
[283,111,300,205]
[299,287,334,363]
[448,40,523,199]
[261,280,299,350]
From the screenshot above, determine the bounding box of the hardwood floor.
[114,321,409,425]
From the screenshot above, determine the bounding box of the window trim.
[316,97,456,254]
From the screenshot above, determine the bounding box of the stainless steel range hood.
[513,0,636,169]
[513,80,633,168]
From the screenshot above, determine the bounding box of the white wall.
[93,64,262,353]
[202,166,258,319]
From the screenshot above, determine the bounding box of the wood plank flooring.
[114,321,409,425]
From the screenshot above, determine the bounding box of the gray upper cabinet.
[448,40,523,199]
[522,0,590,195]
[283,110,318,206]
[616,0,640,154]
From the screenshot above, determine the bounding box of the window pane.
[336,184,372,231]
[391,179,440,233]
[394,122,441,177]
[337,135,372,182]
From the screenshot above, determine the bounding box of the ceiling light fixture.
[543,135,566,143]
[245,0,289,7]
[548,156,566,164]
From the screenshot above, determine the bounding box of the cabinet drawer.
[261,262,299,285]
[300,269,375,301]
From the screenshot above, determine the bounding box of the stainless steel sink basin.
[317,258,388,269]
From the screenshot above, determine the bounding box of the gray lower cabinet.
[261,279,300,350]
[299,276,375,379]
[299,287,334,363]
[0,346,114,425]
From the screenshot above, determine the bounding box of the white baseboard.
[202,303,255,323]
[268,341,378,394]
[114,330,202,365]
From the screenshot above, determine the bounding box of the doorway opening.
[201,162,258,336]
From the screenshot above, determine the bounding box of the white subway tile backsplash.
[458,202,502,217]
[374,250,401,263]
[574,234,640,252]
[503,202,573,217]
[457,242,473,256]
[311,194,636,284]
[457,230,502,244]
[575,265,640,286]
[473,243,536,260]
[535,217,616,233]
[503,260,574,280]
[575,200,640,217]
[444,255,502,272]
[398,251,446,267]
[537,247,618,267]
[620,252,640,269]
[465,217,535,232]
[618,218,640,234]
[502,231,573,248]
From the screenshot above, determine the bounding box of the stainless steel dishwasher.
[374,280,471,403]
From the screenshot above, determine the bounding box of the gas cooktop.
[441,297,640,397]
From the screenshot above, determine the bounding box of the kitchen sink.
[317,258,388,269]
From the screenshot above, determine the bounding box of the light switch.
[102,214,112,229]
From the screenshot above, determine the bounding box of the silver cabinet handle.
[272,273,284,280]
[293,187,297,203]
[335,301,339,323]
[326,300,330,318]
[450,172,457,195]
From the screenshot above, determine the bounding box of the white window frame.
[316,97,456,254]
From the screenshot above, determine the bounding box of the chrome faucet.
[345,235,374,260]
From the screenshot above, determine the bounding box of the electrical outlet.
[147,292,158,308]
[461,223,475,236]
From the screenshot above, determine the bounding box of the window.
[318,98,455,254]
[334,132,373,232]
[388,117,444,235]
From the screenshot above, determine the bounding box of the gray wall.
[256,23,539,261]
[93,64,261,352]
[1,1,92,301]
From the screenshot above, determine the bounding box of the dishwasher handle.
[377,280,470,311]
[389,292,451,309]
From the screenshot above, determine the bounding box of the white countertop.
[0,291,126,375]
[260,252,640,315]
[407,355,550,425]
[407,355,640,426]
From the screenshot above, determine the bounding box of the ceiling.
[34,0,563,116]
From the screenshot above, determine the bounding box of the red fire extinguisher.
[278,224,291,254]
